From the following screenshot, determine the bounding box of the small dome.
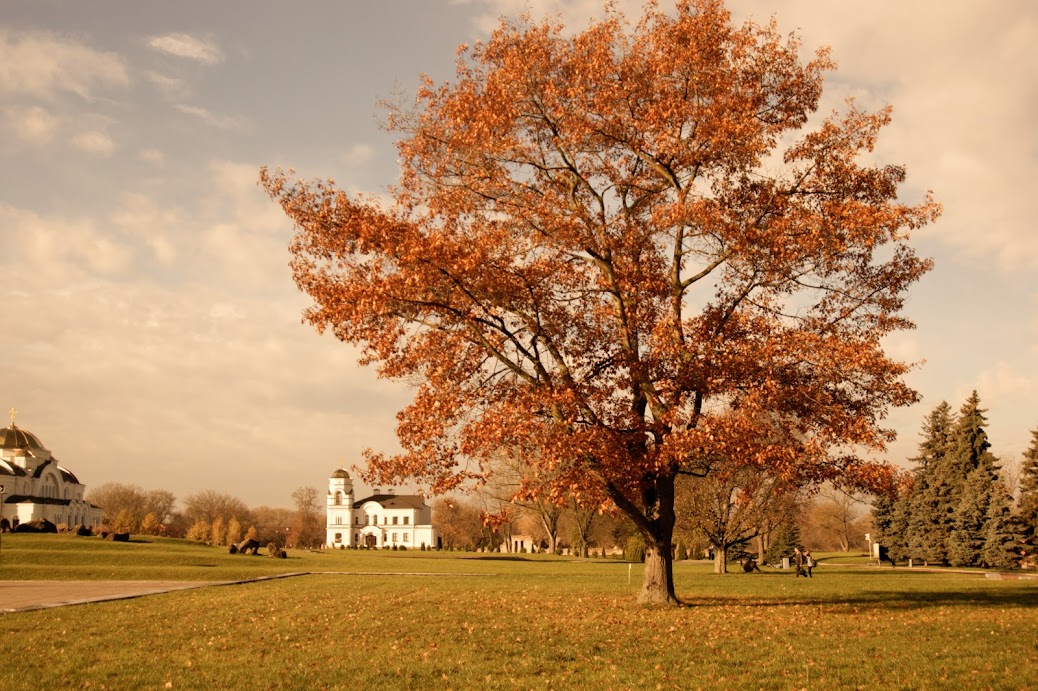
[330,467,350,479]
[0,426,44,451]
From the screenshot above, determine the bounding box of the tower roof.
[330,467,351,479]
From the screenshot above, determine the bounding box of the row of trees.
[431,479,868,567]
[873,392,1038,568]
[673,473,870,573]
[85,484,326,548]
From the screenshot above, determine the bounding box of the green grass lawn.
[1,534,1036,689]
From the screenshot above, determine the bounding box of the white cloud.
[976,362,1037,402]
[140,148,165,166]
[147,33,224,65]
[341,143,374,167]
[0,203,132,277]
[207,160,286,234]
[3,105,60,144]
[0,28,128,99]
[175,104,244,129]
[145,71,189,99]
[70,129,114,156]
[110,193,178,265]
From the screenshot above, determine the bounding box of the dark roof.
[0,460,27,477]
[354,494,429,510]
[330,467,351,479]
[57,465,80,484]
[0,425,44,451]
[1,495,72,507]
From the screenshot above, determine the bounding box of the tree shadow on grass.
[682,586,1038,611]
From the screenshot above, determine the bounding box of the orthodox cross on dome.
[7,407,16,427]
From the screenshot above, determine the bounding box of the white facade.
[326,468,440,549]
[0,420,103,530]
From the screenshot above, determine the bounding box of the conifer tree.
[1016,428,1038,564]
[901,401,954,563]
[945,392,1000,566]
[871,491,897,551]
[979,480,1021,569]
[948,464,998,566]
[764,520,801,565]
[1018,429,1038,535]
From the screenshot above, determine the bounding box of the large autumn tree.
[263,0,938,604]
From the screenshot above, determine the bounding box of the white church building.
[326,468,440,549]
[0,411,104,530]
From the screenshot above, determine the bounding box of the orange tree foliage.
[263,0,939,604]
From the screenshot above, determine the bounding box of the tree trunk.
[714,545,728,574]
[639,540,677,604]
[636,475,679,606]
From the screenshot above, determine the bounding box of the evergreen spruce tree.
[1018,429,1038,537]
[947,464,997,566]
[764,520,800,565]
[871,491,896,549]
[1016,428,1038,565]
[945,392,1000,567]
[979,480,1022,569]
[884,489,912,562]
[904,401,955,564]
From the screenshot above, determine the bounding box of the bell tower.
[326,468,354,547]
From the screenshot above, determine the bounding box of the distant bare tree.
[805,485,868,552]
[87,483,150,530]
[143,490,177,526]
[291,486,325,548]
[432,497,484,550]
[250,506,295,545]
[183,490,251,528]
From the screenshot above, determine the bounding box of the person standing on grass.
[803,549,814,578]
[794,547,805,577]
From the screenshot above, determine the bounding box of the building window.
[404,516,409,525]
[334,533,342,543]
[354,516,359,525]
[392,533,398,542]
[392,516,398,525]
[403,534,409,542]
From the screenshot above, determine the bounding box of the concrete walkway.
[0,573,307,613]
[0,571,492,613]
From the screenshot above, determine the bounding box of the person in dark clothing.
[794,547,805,577]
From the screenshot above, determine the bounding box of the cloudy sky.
[2,1,1036,509]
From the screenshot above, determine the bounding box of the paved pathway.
[0,573,307,613]
[0,572,490,613]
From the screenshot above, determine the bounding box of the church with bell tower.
[326,467,440,549]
